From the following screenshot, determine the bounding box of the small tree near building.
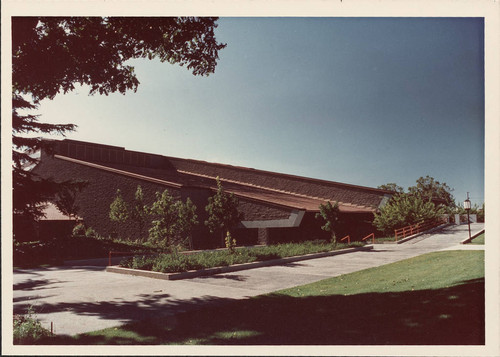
[148,190,199,250]
[109,189,129,237]
[130,185,149,241]
[315,201,340,247]
[205,177,243,247]
[148,190,180,248]
[176,198,199,250]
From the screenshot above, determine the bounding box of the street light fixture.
[464,192,471,240]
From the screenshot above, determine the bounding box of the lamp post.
[464,192,471,241]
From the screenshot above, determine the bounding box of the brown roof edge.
[168,156,393,195]
[53,155,183,189]
[53,155,307,211]
[53,154,374,213]
[60,138,125,151]
[52,139,392,195]
[179,170,376,210]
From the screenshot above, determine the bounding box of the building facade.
[32,139,392,248]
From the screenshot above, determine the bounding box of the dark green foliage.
[12,16,225,235]
[12,95,77,222]
[373,193,446,236]
[176,198,198,250]
[72,223,86,236]
[13,306,52,344]
[378,183,404,193]
[374,176,455,235]
[205,177,243,245]
[148,190,198,249]
[53,182,86,219]
[408,175,454,207]
[121,240,364,273]
[130,186,149,241]
[109,189,129,223]
[13,234,162,268]
[12,17,226,102]
[315,201,340,246]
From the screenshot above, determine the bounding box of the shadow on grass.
[43,278,484,346]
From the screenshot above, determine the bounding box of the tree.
[12,17,226,229]
[407,176,454,207]
[130,186,149,241]
[12,95,77,221]
[109,189,129,223]
[205,177,243,246]
[373,193,446,236]
[13,17,226,102]
[176,198,199,250]
[377,183,404,193]
[148,190,198,249]
[315,201,340,246]
[148,190,180,247]
[53,182,86,220]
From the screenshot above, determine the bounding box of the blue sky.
[35,17,484,206]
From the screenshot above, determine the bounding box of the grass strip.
[42,250,483,345]
[470,232,484,245]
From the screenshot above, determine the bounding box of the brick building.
[32,139,393,248]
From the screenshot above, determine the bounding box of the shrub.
[85,227,98,238]
[373,193,445,236]
[224,231,237,253]
[13,306,52,344]
[72,223,86,236]
[120,240,364,273]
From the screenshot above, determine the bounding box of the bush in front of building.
[373,193,446,236]
[120,240,365,273]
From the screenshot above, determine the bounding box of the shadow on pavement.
[29,278,484,346]
[14,279,65,291]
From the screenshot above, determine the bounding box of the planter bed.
[106,245,373,280]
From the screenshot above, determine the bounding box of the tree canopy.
[205,177,243,245]
[12,17,225,224]
[315,201,340,246]
[377,183,404,193]
[373,193,446,236]
[12,17,226,102]
[379,176,454,208]
[407,176,454,207]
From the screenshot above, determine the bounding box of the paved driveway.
[12,223,484,336]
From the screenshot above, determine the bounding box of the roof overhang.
[240,210,305,229]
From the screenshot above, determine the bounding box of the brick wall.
[34,154,181,242]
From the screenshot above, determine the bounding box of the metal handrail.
[362,233,375,244]
[394,218,446,241]
[340,235,350,244]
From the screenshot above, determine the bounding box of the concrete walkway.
[12,223,484,336]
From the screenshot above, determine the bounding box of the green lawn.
[470,232,485,245]
[43,250,484,345]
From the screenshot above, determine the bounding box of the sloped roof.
[48,139,392,213]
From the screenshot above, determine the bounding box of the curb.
[460,229,485,245]
[106,245,373,280]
